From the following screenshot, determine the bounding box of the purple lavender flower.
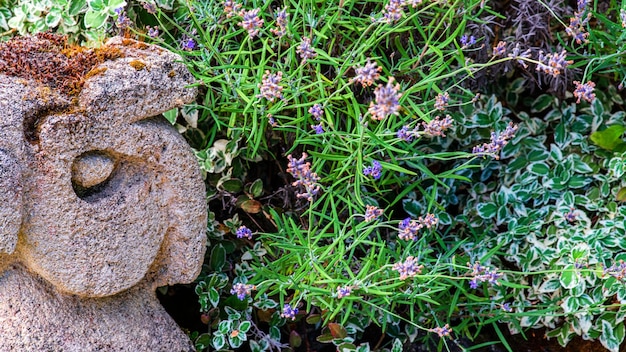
[621,9,626,28]
[381,0,405,23]
[508,43,531,68]
[468,262,502,289]
[573,81,595,103]
[398,217,422,241]
[309,104,323,120]
[422,115,453,137]
[336,286,352,298]
[146,26,159,38]
[287,153,321,201]
[280,304,299,320]
[257,71,284,102]
[230,283,256,300]
[492,41,507,57]
[392,256,424,280]
[501,303,512,312]
[363,160,382,180]
[368,77,402,120]
[311,123,324,134]
[353,59,382,87]
[460,34,476,48]
[397,214,437,240]
[236,225,253,240]
[364,205,384,222]
[405,0,423,7]
[491,40,507,56]
[181,36,196,51]
[566,10,591,44]
[431,324,451,337]
[604,260,626,280]
[564,209,577,222]
[472,123,519,159]
[115,7,132,30]
[536,50,573,78]
[419,213,438,229]
[239,8,264,38]
[267,114,278,126]
[296,37,317,64]
[434,92,449,111]
[270,7,288,37]
[397,125,418,142]
[223,0,242,18]
[142,2,158,14]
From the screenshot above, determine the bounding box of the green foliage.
[7,0,626,351]
[450,89,626,351]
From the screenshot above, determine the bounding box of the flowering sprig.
[603,260,626,280]
[238,8,264,38]
[392,256,424,280]
[368,77,402,120]
[422,115,453,137]
[460,34,476,48]
[223,0,242,18]
[566,0,591,44]
[397,214,438,240]
[468,262,502,289]
[564,208,577,223]
[381,0,405,23]
[230,283,256,300]
[363,160,383,179]
[280,304,299,320]
[311,123,324,134]
[181,36,196,51]
[236,225,253,240]
[434,92,449,111]
[309,104,323,120]
[142,2,157,14]
[258,71,284,102]
[573,81,595,103]
[395,116,453,141]
[430,324,451,338]
[114,8,132,30]
[397,125,418,142]
[536,50,573,78]
[472,123,518,159]
[286,153,321,201]
[492,41,506,57]
[353,59,382,87]
[364,205,384,222]
[296,37,317,64]
[270,7,288,38]
[336,286,353,299]
[508,43,531,68]
[146,26,159,38]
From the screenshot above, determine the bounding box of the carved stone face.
[0,36,207,298]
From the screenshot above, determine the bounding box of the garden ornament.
[0,34,206,351]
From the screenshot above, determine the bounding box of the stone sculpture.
[0,34,206,351]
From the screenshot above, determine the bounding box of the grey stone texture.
[0,36,206,351]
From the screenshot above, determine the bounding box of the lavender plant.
[11,0,626,351]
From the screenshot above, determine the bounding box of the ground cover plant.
[4,0,626,351]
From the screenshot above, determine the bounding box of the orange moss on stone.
[129,60,146,71]
[84,67,108,80]
[0,33,125,96]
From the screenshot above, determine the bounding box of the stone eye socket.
[71,151,116,199]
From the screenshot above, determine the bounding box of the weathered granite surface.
[0,35,206,351]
